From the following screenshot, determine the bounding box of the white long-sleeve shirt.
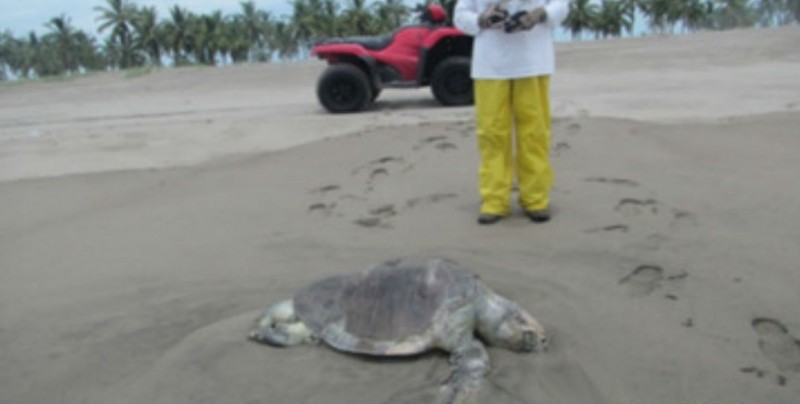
[454,0,568,79]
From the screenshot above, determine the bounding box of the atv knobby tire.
[430,56,473,106]
[317,64,373,113]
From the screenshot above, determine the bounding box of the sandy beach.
[1,26,799,403]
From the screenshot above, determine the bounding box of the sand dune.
[1,26,799,404]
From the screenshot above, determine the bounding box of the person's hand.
[504,7,547,33]
[478,4,509,30]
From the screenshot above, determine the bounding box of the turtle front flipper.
[249,299,318,347]
[439,338,490,404]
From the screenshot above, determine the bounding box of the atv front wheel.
[430,56,473,106]
[317,64,373,113]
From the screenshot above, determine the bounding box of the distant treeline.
[1,0,798,80]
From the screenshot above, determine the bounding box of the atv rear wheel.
[430,56,473,106]
[317,64,373,113]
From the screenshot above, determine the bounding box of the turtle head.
[512,309,548,353]
[476,291,548,353]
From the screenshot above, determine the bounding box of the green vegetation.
[0,0,798,80]
[566,0,799,38]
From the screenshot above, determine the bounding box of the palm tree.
[1,29,11,80]
[790,0,800,23]
[291,0,341,47]
[184,13,201,64]
[95,0,138,68]
[45,14,81,75]
[237,1,269,62]
[132,6,162,66]
[162,5,191,66]
[372,0,410,31]
[22,34,40,78]
[681,0,714,31]
[756,0,797,26]
[289,0,313,47]
[73,31,106,72]
[219,16,250,63]
[639,0,677,33]
[564,0,600,39]
[269,20,300,60]
[102,36,123,69]
[191,11,224,65]
[595,0,633,37]
[204,11,226,65]
[2,33,24,78]
[22,32,59,78]
[712,0,757,29]
[342,0,376,35]
[322,0,343,36]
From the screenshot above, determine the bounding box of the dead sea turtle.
[249,257,548,403]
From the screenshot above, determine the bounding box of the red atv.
[311,5,473,113]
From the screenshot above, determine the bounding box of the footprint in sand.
[353,204,397,229]
[585,177,639,187]
[752,318,800,373]
[311,184,341,194]
[584,224,629,234]
[619,265,664,297]
[351,156,405,176]
[413,136,458,152]
[370,167,389,181]
[670,209,699,229]
[353,217,385,228]
[740,366,789,386]
[308,202,337,216]
[740,366,769,379]
[566,121,581,135]
[308,184,342,215]
[413,135,446,149]
[552,142,571,157]
[369,204,397,218]
[459,124,476,138]
[414,136,444,148]
[406,193,458,209]
[351,156,410,192]
[435,142,457,151]
[615,198,660,216]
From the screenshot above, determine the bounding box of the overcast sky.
[0,0,296,37]
[0,1,600,43]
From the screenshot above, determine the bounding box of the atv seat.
[317,33,394,51]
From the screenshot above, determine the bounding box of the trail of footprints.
[604,190,796,387]
[549,117,582,158]
[312,117,582,227]
[617,263,798,386]
[307,122,470,228]
[618,265,689,298]
[571,129,796,388]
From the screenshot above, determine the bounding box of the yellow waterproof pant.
[475,77,553,215]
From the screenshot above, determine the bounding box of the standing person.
[454,0,568,224]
